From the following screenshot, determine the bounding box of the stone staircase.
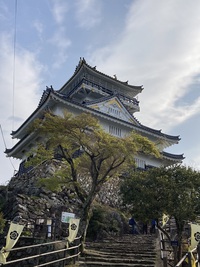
[78,234,160,267]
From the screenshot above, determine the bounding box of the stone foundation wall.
[0,160,128,265]
[3,160,122,222]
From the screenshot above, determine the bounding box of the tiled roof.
[59,57,143,93]
[162,151,185,160]
[11,89,181,143]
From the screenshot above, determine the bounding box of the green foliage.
[22,230,32,237]
[0,185,7,210]
[38,176,79,194]
[26,111,159,195]
[120,164,200,237]
[121,169,166,221]
[86,205,105,240]
[26,110,159,241]
[38,177,65,192]
[0,212,5,234]
[86,204,128,241]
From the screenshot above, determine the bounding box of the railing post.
[62,244,67,267]
[162,239,168,267]
[163,251,168,267]
[72,237,80,264]
[35,245,41,266]
[197,242,200,267]
[188,252,192,267]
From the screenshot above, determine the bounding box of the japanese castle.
[6,58,184,173]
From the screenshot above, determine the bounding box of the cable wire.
[0,124,16,171]
[0,0,18,177]
[12,0,18,131]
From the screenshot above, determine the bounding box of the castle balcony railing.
[65,78,139,111]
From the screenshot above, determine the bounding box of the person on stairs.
[129,217,139,234]
[150,219,156,234]
[142,221,148,234]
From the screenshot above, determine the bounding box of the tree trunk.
[79,187,98,252]
[80,206,92,252]
[174,218,184,264]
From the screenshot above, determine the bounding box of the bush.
[86,204,129,241]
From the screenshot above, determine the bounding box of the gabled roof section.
[11,88,181,145]
[86,95,140,125]
[58,58,143,99]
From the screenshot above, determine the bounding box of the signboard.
[61,212,75,223]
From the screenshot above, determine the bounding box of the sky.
[1,0,200,184]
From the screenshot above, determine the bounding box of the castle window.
[109,125,121,137]
[135,158,146,169]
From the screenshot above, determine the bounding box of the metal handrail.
[34,252,81,267]
[175,253,189,267]
[0,236,81,266]
[175,247,197,267]
[3,239,65,252]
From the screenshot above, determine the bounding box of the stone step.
[80,255,155,264]
[78,234,157,267]
[78,260,155,267]
[85,245,156,253]
[80,252,156,265]
[81,250,156,259]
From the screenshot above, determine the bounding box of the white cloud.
[48,1,71,69]
[0,1,9,22]
[33,20,44,41]
[0,33,44,184]
[1,0,200,182]
[187,154,200,170]
[74,0,102,29]
[49,27,71,69]
[50,0,69,25]
[89,0,200,132]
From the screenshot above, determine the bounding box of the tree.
[26,111,159,248]
[120,165,200,263]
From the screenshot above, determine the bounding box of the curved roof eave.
[11,91,53,139]
[58,58,143,94]
[140,124,181,142]
[11,91,181,145]
[5,131,36,158]
[162,151,185,161]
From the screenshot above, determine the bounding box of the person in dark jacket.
[129,217,139,234]
[150,219,156,234]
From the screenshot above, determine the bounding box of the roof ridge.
[73,57,143,90]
